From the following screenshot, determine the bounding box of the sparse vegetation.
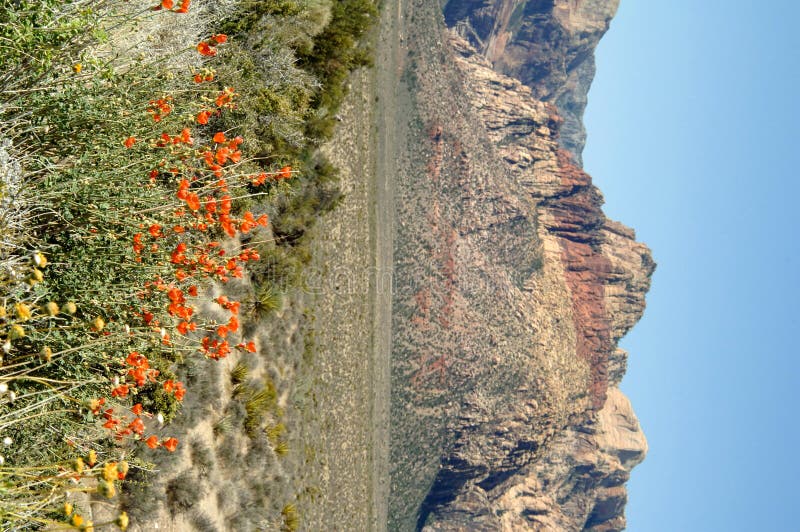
[0,0,378,529]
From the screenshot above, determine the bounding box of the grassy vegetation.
[0,0,377,529]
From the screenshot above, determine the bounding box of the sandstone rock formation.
[388,1,653,530]
[444,0,620,164]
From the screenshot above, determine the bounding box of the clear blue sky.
[582,1,799,531]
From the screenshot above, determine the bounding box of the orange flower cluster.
[196,34,227,57]
[155,127,193,148]
[193,68,215,84]
[163,379,186,401]
[95,30,291,463]
[154,0,190,13]
[144,434,178,452]
[147,97,173,122]
[249,165,294,186]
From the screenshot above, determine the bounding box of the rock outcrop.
[388,1,653,530]
[444,0,620,164]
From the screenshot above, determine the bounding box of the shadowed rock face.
[444,0,620,165]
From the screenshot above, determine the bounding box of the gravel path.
[296,2,406,529]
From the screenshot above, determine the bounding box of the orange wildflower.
[145,435,159,449]
[212,34,227,44]
[124,136,136,148]
[193,73,203,83]
[111,384,129,398]
[177,178,190,200]
[161,0,174,9]
[126,351,148,368]
[197,41,216,57]
[186,193,201,211]
[133,233,144,254]
[279,165,292,179]
[132,403,143,416]
[162,437,179,452]
[128,418,145,436]
[197,110,211,125]
[180,127,193,145]
[176,0,190,13]
[215,87,235,107]
[220,195,232,214]
[213,131,226,143]
[148,224,162,238]
[215,147,230,165]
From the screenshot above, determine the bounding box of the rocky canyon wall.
[388,1,653,531]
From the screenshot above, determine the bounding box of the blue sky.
[582,1,799,530]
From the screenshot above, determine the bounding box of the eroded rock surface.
[388,1,653,530]
[444,0,620,164]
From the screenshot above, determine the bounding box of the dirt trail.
[372,0,408,528]
[297,1,406,530]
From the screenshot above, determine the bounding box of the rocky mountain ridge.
[417,32,652,531]
[388,1,653,530]
[444,0,620,165]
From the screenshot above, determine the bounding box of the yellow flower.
[71,513,83,527]
[102,462,117,482]
[73,63,82,73]
[84,521,94,532]
[28,268,44,284]
[63,301,77,315]
[40,346,53,362]
[116,511,129,531]
[91,316,105,332]
[72,457,84,474]
[33,252,47,268]
[64,502,73,516]
[14,303,32,322]
[9,324,25,339]
[97,479,116,498]
[0,306,6,318]
[43,301,59,316]
[87,450,97,467]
